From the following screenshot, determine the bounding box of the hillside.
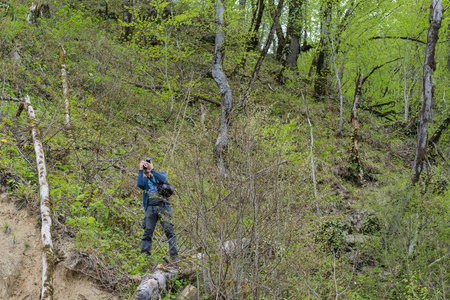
[1,0,450,299]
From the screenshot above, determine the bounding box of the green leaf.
[72,201,82,207]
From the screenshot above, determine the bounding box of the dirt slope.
[0,193,118,300]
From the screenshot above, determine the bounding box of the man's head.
[143,157,154,177]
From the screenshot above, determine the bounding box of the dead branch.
[0,95,22,102]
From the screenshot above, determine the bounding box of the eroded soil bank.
[0,193,118,300]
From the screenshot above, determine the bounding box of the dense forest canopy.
[1,0,450,299]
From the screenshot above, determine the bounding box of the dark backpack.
[157,181,175,198]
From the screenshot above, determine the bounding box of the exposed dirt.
[0,193,119,300]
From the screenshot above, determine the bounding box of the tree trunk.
[121,0,133,41]
[349,74,364,184]
[23,95,54,300]
[331,36,344,133]
[285,0,304,70]
[239,0,246,32]
[245,0,284,104]
[274,20,285,61]
[212,0,233,173]
[411,0,443,184]
[314,0,333,97]
[58,45,73,136]
[267,0,286,62]
[286,33,300,69]
[249,0,265,50]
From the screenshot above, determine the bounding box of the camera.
[143,157,151,169]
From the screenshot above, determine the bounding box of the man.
[137,158,178,263]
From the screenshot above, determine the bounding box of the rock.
[345,234,369,245]
[22,293,31,300]
[176,284,197,300]
[78,293,88,300]
[9,50,21,60]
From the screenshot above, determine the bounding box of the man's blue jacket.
[137,169,168,209]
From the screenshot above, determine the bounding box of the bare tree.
[212,0,233,173]
[412,0,444,184]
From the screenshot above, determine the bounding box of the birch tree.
[58,45,73,136]
[22,95,54,300]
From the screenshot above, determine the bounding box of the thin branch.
[362,58,402,85]
[369,36,426,44]
[301,91,319,214]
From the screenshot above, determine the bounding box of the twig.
[429,254,448,267]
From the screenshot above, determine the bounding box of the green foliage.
[316,219,349,254]
[1,0,450,298]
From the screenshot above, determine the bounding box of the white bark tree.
[59,45,73,136]
[23,95,54,300]
[212,0,233,173]
[412,0,444,184]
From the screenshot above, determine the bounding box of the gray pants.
[141,203,178,258]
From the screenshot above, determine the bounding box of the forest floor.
[0,192,118,300]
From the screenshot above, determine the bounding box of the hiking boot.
[168,255,179,267]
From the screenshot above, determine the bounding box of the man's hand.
[140,160,154,177]
[146,161,154,171]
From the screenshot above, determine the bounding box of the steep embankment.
[0,193,118,300]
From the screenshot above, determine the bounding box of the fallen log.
[132,265,179,300]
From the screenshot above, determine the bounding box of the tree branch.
[369,36,426,44]
[362,57,402,85]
